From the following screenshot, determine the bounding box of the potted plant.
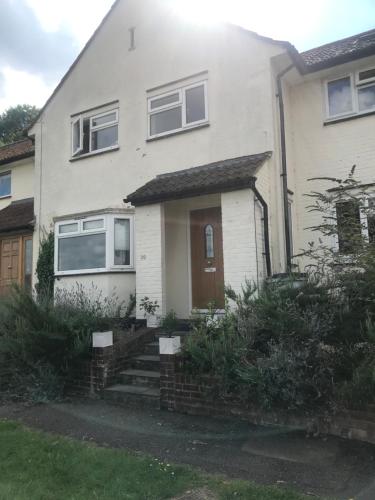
[159,310,181,355]
[139,297,160,328]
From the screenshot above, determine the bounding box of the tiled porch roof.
[0,139,35,166]
[0,198,34,234]
[125,152,272,206]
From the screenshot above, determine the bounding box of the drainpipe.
[251,183,271,278]
[276,64,294,272]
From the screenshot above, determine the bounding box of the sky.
[0,0,374,113]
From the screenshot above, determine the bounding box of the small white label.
[204,267,216,273]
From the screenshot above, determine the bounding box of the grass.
[0,419,312,500]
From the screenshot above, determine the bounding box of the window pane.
[186,85,206,124]
[59,222,78,234]
[150,93,180,110]
[58,233,106,271]
[72,119,81,153]
[91,125,118,151]
[327,77,352,116]
[358,84,375,111]
[83,219,104,231]
[114,218,130,265]
[150,107,182,135]
[205,225,214,258]
[336,201,362,254]
[0,173,11,197]
[92,112,117,127]
[358,68,375,82]
[24,239,33,290]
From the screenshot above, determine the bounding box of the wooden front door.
[190,207,225,309]
[0,237,21,295]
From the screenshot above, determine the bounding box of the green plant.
[35,231,55,300]
[0,284,134,402]
[160,310,179,337]
[139,296,159,316]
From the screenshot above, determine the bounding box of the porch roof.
[0,198,34,234]
[125,152,271,206]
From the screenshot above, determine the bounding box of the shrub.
[35,231,55,300]
[160,310,179,337]
[0,284,134,402]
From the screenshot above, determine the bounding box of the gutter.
[276,64,294,272]
[251,184,272,278]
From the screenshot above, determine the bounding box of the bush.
[0,284,134,402]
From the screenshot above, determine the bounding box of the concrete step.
[120,368,160,388]
[103,384,160,408]
[130,354,160,371]
[345,409,375,423]
[144,342,160,356]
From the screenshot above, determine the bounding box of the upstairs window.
[148,81,208,138]
[0,171,11,198]
[71,108,119,157]
[326,67,375,119]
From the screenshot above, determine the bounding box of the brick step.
[130,355,160,371]
[144,342,160,356]
[119,368,160,388]
[103,384,160,408]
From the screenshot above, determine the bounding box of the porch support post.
[221,189,259,296]
[135,203,166,319]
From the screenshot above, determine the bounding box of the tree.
[0,104,40,145]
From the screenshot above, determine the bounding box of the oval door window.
[205,224,214,258]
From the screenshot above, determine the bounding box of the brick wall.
[160,352,375,445]
[66,328,154,395]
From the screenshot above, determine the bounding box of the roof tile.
[0,198,34,233]
[126,152,271,206]
[0,139,35,166]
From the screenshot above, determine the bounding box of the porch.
[125,153,271,319]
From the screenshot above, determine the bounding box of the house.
[0,139,34,294]
[26,0,375,320]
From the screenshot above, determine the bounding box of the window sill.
[55,268,135,278]
[0,195,11,200]
[324,109,375,126]
[69,146,119,162]
[146,122,209,142]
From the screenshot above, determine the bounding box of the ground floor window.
[336,197,375,254]
[55,213,134,275]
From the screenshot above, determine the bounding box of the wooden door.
[0,237,21,295]
[190,207,225,309]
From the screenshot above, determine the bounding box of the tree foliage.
[0,105,39,145]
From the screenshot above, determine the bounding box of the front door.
[0,237,21,295]
[190,207,225,309]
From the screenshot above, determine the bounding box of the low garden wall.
[160,353,375,446]
[67,327,154,395]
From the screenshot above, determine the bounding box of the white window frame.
[325,68,375,120]
[71,116,83,156]
[324,74,356,120]
[55,213,134,276]
[0,171,11,199]
[71,108,119,158]
[89,109,119,154]
[333,194,375,255]
[148,80,208,139]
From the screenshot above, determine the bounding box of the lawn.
[0,420,310,500]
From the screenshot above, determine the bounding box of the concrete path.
[1,399,375,499]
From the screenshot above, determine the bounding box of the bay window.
[55,214,134,275]
[148,81,208,138]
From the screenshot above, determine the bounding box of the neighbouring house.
[25,0,375,319]
[0,139,35,295]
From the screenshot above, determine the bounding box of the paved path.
[1,399,375,499]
